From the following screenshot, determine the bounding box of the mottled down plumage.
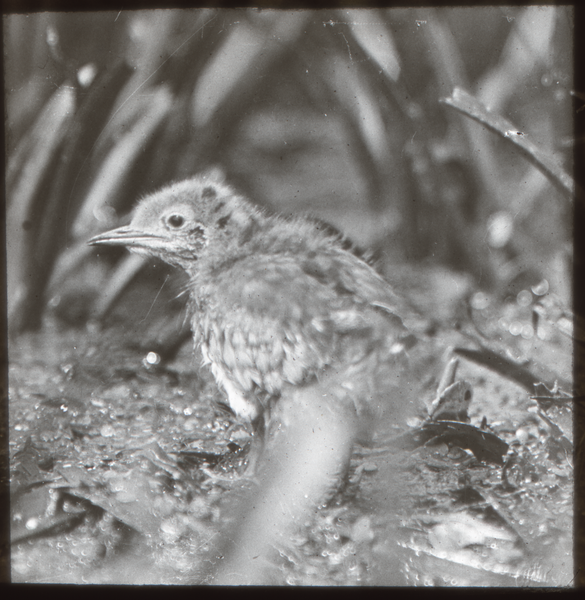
[89,169,414,583]
[89,170,411,430]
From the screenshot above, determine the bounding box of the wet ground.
[8,276,573,586]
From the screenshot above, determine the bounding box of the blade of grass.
[72,84,173,239]
[441,87,577,205]
[6,84,76,331]
[191,12,307,128]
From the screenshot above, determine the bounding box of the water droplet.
[517,290,532,307]
[487,211,513,248]
[100,424,115,437]
[531,279,549,296]
[148,352,160,365]
[509,321,523,336]
[471,292,491,310]
[77,63,97,88]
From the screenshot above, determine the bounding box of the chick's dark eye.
[167,214,185,228]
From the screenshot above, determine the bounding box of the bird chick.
[89,170,411,431]
[89,169,414,583]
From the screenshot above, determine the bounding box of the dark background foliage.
[5,7,573,338]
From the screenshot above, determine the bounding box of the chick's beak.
[88,226,168,250]
[88,225,200,265]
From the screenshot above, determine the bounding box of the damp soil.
[8,276,573,586]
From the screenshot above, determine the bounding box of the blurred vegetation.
[4,7,574,345]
